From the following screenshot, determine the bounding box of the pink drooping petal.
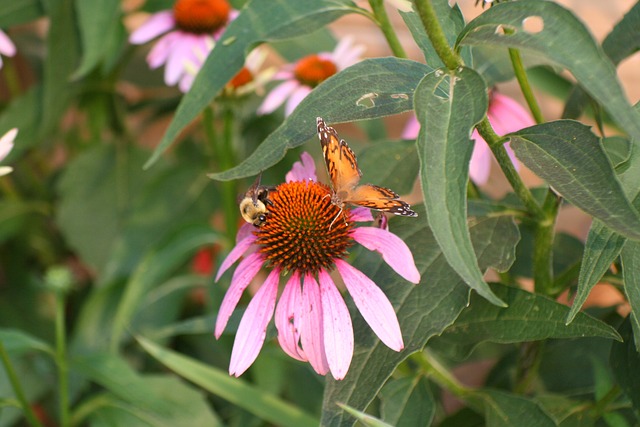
[215,233,258,281]
[401,115,420,140]
[352,227,420,284]
[146,31,180,69]
[487,92,535,136]
[286,151,317,183]
[335,259,404,352]
[332,36,365,70]
[318,269,353,380]
[214,252,264,338]
[0,30,16,57]
[350,207,374,222]
[229,268,280,377]
[284,85,312,117]
[129,11,175,44]
[164,34,199,85]
[179,72,195,93]
[468,131,493,185]
[300,274,329,375]
[257,80,300,115]
[273,69,294,80]
[275,272,307,361]
[0,128,18,161]
[504,142,520,172]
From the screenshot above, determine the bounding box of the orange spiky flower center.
[229,67,253,88]
[293,55,338,88]
[173,0,231,34]
[255,181,354,275]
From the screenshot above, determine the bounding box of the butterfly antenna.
[328,208,343,231]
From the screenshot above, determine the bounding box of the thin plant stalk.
[413,0,462,69]
[0,342,45,427]
[368,0,408,58]
[55,291,70,427]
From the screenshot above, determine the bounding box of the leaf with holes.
[457,1,640,143]
[415,66,505,307]
[210,58,430,181]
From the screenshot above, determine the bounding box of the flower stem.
[368,0,407,58]
[413,0,463,69]
[514,341,544,394]
[217,107,238,246]
[0,342,45,427]
[533,190,560,296]
[2,57,23,98]
[508,47,544,124]
[476,119,544,219]
[55,291,70,427]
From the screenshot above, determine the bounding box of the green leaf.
[57,145,159,274]
[610,317,640,417]
[602,1,640,65]
[110,225,220,350]
[0,0,44,27]
[73,0,123,78]
[566,122,640,323]
[603,136,632,169]
[0,328,53,355]
[436,283,621,359]
[621,241,640,352]
[415,66,504,306]
[137,336,319,427]
[321,212,520,426]
[457,1,640,144]
[73,353,176,414]
[358,140,419,195]
[480,390,556,427]
[379,377,435,427]
[210,58,429,181]
[145,0,360,168]
[89,375,223,427]
[337,404,393,427]
[42,0,80,133]
[565,221,625,324]
[509,120,640,240]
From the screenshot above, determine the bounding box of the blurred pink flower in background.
[180,46,274,94]
[0,128,18,176]
[215,152,419,380]
[403,92,535,185]
[129,0,237,89]
[258,37,365,116]
[0,30,16,68]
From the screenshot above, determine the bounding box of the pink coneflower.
[0,30,16,69]
[129,0,237,89]
[257,38,365,116]
[402,91,534,185]
[215,152,420,380]
[0,128,18,176]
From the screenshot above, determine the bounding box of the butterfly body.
[317,117,417,218]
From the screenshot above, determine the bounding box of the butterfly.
[316,117,417,220]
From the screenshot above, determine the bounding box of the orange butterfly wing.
[347,184,418,217]
[317,117,361,192]
[316,117,417,217]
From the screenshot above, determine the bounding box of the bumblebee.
[239,174,274,227]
